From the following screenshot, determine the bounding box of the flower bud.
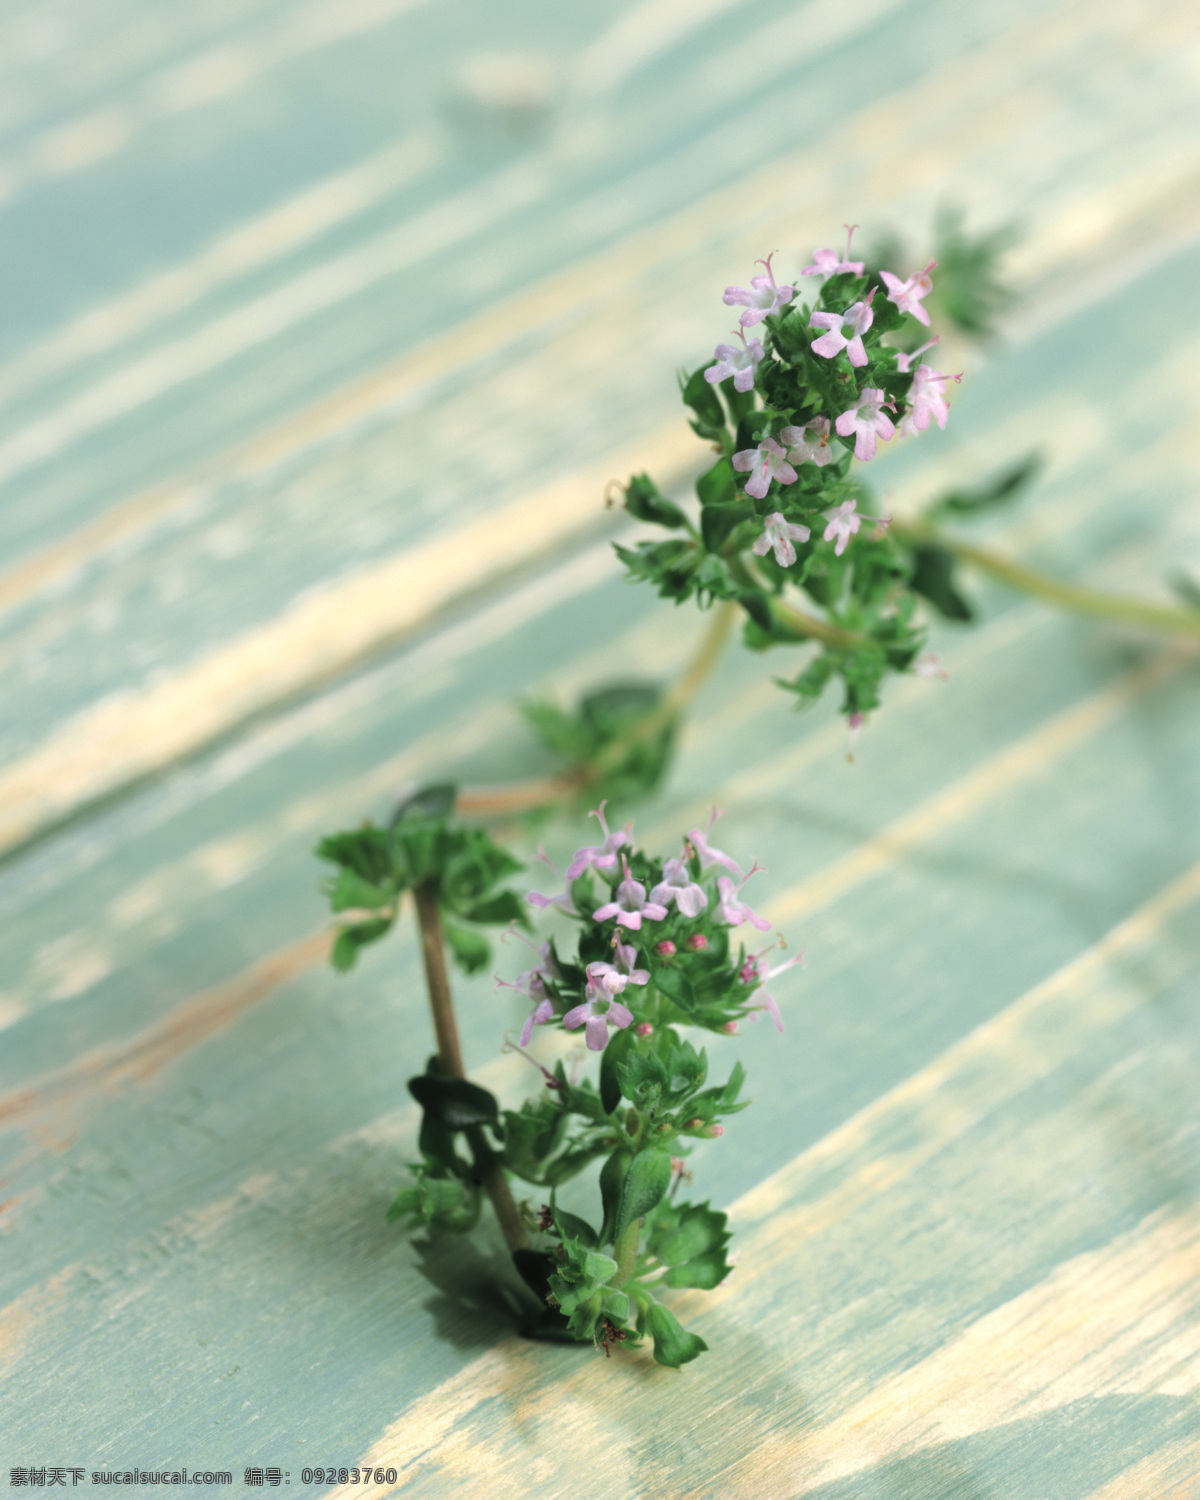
[686,934,708,951]
[655,939,676,956]
[706,1124,724,1138]
[635,1022,654,1037]
[721,1021,738,1034]
[683,1118,704,1130]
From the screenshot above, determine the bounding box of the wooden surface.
[2,0,1200,1494]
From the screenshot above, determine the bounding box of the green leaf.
[316,826,394,886]
[407,1074,500,1130]
[600,1025,636,1115]
[909,545,975,621]
[664,1040,707,1100]
[696,456,736,508]
[583,1249,619,1285]
[641,1301,709,1368]
[650,1201,731,1271]
[653,964,697,1015]
[330,917,393,972]
[928,453,1041,517]
[615,1048,668,1109]
[554,1211,598,1249]
[461,891,530,929]
[442,920,491,975]
[391,782,457,824]
[386,1171,479,1231]
[721,1059,747,1108]
[665,1250,731,1290]
[614,1149,673,1244]
[328,868,392,912]
[777,652,835,707]
[624,473,690,529]
[738,590,773,634]
[700,502,745,553]
[599,1149,633,1244]
[680,364,727,438]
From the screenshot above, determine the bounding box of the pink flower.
[651,856,709,918]
[800,224,865,278]
[566,800,631,880]
[585,958,648,999]
[739,942,806,1033]
[705,327,764,393]
[834,388,895,462]
[895,336,940,374]
[563,984,635,1051]
[809,291,876,367]
[732,437,797,500]
[780,417,836,469]
[715,862,771,931]
[906,363,959,432]
[686,809,743,880]
[880,259,936,326]
[592,856,669,931]
[519,997,554,1047]
[527,845,573,912]
[751,512,811,568]
[822,499,888,557]
[722,252,794,326]
[915,652,948,680]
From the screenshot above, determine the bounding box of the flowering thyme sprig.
[490,808,803,1367]
[612,226,994,728]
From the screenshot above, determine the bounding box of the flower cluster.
[616,225,968,724]
[484,805,803,1365]
[514,804,799,1051]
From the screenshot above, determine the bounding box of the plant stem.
[457,598,739,818]
[611,1218,642,1289]
[767,597,866,650]
[412,880,530,1253]
[891,519,1200,639]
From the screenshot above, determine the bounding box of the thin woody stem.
[766,597,866,650]
[457,598,739,818]
[412,880,530,1253]
[891,518,1200,639]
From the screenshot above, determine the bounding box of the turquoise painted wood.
[2,1,1200,1495]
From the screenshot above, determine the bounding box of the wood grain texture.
[2,0,1200,1495]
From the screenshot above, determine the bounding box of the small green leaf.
[721,1059,746,1107]
[909,546,975,621]
[582,1250,619,1285]
[442,920,491,975]
[624,473,690,529]
[615,1048,668,1108]
[700,503,745,553]
[460,891,530,929]
[330,917,393,972]
[614,1149,673,1244]
[738,591,773,634]
[329,868,392,912]
[641,1301,709,1368]
[929,453,1041,517]
[696,457,736,508]
[599,1148,632,1245]
[554,1211,598,1249]
[664,1249,731,1290]
[407,1074,499,1130]
[680,365,727,438]
[391,782,457,824]
[654,965,696,1014]
[600,1022,635,1115]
